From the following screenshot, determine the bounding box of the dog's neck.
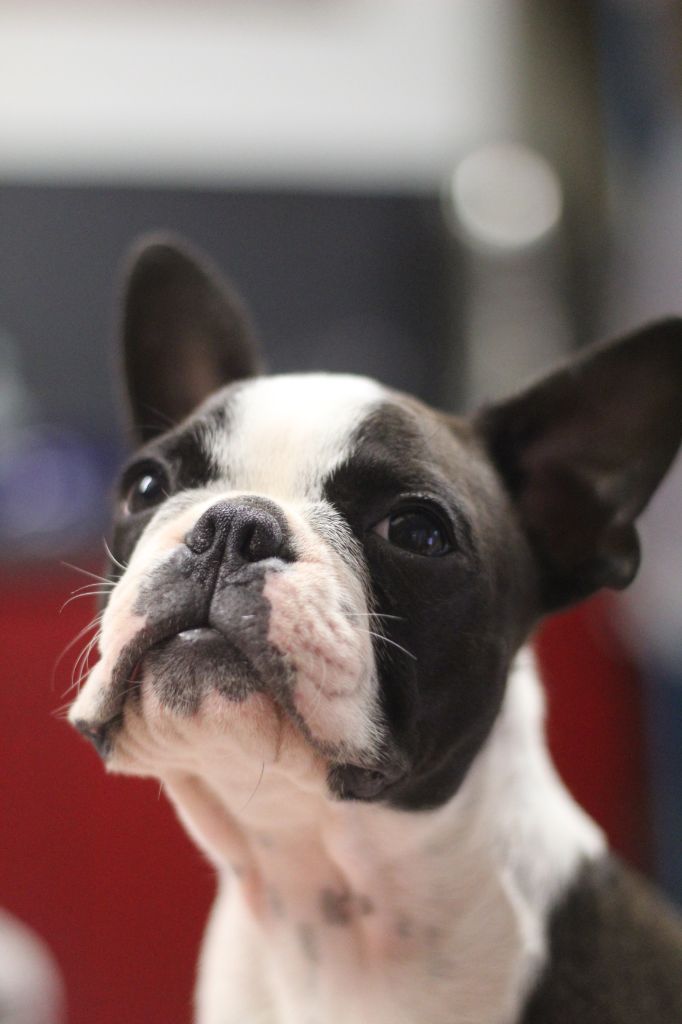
[166,651,604,1024]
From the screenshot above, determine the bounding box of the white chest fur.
[171,652,604,1024]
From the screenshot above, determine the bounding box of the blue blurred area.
[0,425,118,561]
[596,0,682,905]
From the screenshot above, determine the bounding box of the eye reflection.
[123,464,169,515]
[373,505,453,557]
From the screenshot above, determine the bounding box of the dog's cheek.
[263,563,379,756]
[68,659,114,728]
[75,503,216,715]
[68,584,147,727]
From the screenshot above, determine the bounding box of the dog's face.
[71,370,533,810]
[69,239,682,817]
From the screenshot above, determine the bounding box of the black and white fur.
[69,238,682,1024]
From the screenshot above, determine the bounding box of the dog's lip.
[76,623,250,756]
[174,626,219,642]
[121,621,229,672]
[137,626,241,677]
[107,617,221,703]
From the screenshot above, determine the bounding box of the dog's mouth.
[130,624,253,685]
[154,625,238,668]
[75,604,411,802]
[141,625,262,712]
[75,618,263,755]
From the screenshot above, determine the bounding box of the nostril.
[185,511,218,554]
[241,513,283,563]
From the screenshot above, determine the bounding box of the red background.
[1,564,651,1024]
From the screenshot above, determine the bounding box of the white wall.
[0,0,521,191]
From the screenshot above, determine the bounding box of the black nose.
[185,499,288,564]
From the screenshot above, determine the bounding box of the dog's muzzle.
[74,496,296,755]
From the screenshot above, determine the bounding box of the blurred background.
[1,1,681,1022]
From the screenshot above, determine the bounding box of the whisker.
[68,653,98,696]
[67,658,97,699]
[364,629,417,663]
[344,612,405,623]
[53,612,103,676]
[61,561,117,586]
[307,654,329,724]
[114,683,141,703]
[60,589,113,613]
[139,404,178,430]
[241,761,266,810]
[67,629,102,695]
[52,701,76,721]
[69,580,116,596]
[69,585,114,599]
[103,538,127,573]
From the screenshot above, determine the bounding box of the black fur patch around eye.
[321,400,535,810]
[322,404,465,544]
[156,397,238,491]
[163,422,222,491]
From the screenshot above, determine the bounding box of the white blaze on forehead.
[208,373,385,500]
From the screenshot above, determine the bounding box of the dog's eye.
[373,505,453,557]
[122,464,169,515]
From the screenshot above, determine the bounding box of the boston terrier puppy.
[69,237,682,1024]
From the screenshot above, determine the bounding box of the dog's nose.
[185,499,288,564]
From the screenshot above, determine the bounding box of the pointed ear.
[121,235,262,441]
[475,319,682,611]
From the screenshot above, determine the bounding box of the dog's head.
[69,238,682,817]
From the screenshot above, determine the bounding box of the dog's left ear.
[122,235,262,441]
[476,319,682,611]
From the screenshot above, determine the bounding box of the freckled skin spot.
[320,887,353,926]
[428,950,451,980]
[298,922,319,964]
[358,894,375,916]
[396,916,413,939]
[267,887,285,918]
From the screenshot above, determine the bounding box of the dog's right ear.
[121,235,262,442]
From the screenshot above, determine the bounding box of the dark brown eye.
[373,505,453,557]
[123,464,169,515]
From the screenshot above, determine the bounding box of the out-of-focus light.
[449,142,563,252]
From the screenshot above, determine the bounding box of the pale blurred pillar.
[0,912,64,1024]
[444,142,570,409]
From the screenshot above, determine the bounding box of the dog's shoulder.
[521,855,682,1024]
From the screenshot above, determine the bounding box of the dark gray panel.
[0,184,454,443]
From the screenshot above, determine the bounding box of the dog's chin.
[106,660,292,784]
[142,627,262,715]
[89,627,405,802]
[104,634,403,802]
[104,627,353,796]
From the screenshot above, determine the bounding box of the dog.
[69,237,682,1024]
